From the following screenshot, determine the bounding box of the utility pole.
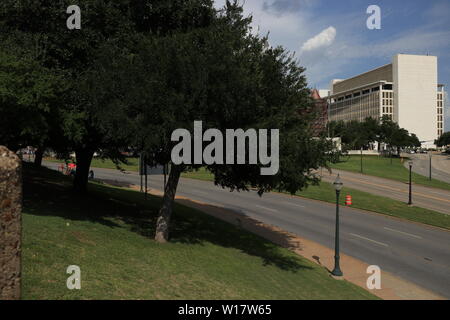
[429,151,432,181]
[408,161,413,205]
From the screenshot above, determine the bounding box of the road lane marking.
[383,227,422,239]
[255,205,279,213]
[349,233,389,247]
[287,203,306,209]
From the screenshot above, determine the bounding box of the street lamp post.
[408,161,413,205]
[429,151,432,181]
[332,175,344,277]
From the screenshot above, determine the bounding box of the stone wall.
[0,146,22,300]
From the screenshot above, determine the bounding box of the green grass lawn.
[296,182,450,230]
[22,164,376,300]
[182,168,450,230]
[329,155,450,191]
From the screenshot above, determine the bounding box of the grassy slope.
[182,168,450,230]
[22,165,376,300]
[329,155,450,191]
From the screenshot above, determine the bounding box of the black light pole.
[332,175,343,277]
[429,152,432,181]
[408,161,413,205]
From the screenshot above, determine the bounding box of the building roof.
[310,89,322,100]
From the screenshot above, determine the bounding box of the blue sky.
[214,0,450,130]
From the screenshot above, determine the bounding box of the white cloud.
[214,0,319,54]
[300,26,336,53]
[213,0,450,92]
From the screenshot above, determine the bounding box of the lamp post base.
[331,268,343,277]
[330,274,344,280]
[331,255,343,277]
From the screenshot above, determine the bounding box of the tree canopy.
[327,116,421,153]
[2,0,334,243]
[0,0,216,190]
[436,132,450,147]
[80,1,332,242]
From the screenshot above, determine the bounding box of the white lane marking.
[349,233,389,247]
[383,227,422,239]
[288,203,306,208]
[255,205,279,213]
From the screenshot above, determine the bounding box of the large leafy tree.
[0,43,64,159]
[379,115,420,162]
[0,0,215,191]
[436,132,450,147]
[87,1,332,242]
[327,116,423,168]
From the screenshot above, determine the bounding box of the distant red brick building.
[307,89,328,136]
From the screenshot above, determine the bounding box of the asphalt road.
[320,168,450,215]
[44,162,450,298]
[406,153,450,184]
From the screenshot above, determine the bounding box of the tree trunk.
[155,165,182,243]
[73,149,94,194]
[34,147,44,167]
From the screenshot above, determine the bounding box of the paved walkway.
[404,153,450,184]
[320,168,450,215]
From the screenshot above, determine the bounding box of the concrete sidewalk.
[320,168,450,215]
[405,153,450,184]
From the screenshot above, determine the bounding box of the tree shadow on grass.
[23,164,311,273]
[168,201,311,272]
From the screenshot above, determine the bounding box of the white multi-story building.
[327,54,445,148]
